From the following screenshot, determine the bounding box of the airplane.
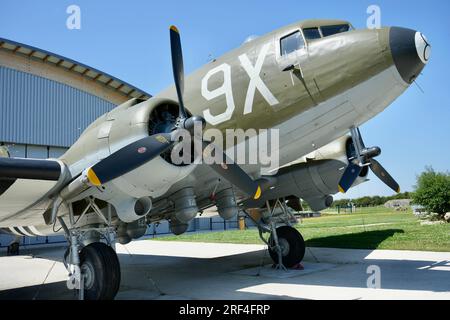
[0,19,430,300]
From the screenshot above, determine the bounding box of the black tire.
[79,242,121,300]
[7,242,20,256]
[268,226,305,268]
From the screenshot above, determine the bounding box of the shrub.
[412,167,450,216]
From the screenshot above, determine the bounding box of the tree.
[412,167,450,216]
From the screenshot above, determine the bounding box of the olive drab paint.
[202,42,280,125]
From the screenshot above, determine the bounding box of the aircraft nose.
[389,27,431,84]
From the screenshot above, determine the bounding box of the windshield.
[302,27,322,40]
[320,24,350,37]
[280,31,305,56]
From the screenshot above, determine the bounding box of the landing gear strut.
[244,199,306,269]
[57,199,121,300]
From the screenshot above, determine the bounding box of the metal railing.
[0,216,255,248]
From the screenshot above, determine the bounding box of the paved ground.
[0,240,449,300]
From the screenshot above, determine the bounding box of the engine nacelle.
[243,136,369,212]
[107,98,201,200]
[62,97,201,201]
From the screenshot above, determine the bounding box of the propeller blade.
[202,141,261,200]
[87,133,174,186]
[169,25,187,119]
[356,127,366,149]
[369,158,400,193]
[338,163,363,193]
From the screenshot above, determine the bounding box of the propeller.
[82,25,262,201]
[169,25,261,200]
[202,141,261,199]
[368,158,400,193]
[338,163,363,194]
[86,133,174,186]
[169,25,187,119]
[338,128,400,194]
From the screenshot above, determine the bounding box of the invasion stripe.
[12,227,26,236]
[18,226,34,237]
[28,226,45,236]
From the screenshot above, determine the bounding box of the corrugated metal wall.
[5,143,67,159]
[0,66,116,147]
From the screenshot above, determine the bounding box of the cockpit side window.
[280,31,305,56]
[302,27,322,40]
[320,24,350,37]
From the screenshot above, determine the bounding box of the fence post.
[238,216,245,230]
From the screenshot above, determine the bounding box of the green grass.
[154,207,450,252]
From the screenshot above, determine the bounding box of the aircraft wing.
[0,157,63,181]
[0,157,68,226]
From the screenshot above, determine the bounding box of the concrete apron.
[0,240,449,300]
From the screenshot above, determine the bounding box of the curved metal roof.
[0,37,152,100]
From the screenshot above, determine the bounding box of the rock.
[421,220,445,226]
[444,212,450,223]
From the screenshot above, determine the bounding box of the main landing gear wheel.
[7,242,20,256]
[79,242,121,300]
[268,226,305,268]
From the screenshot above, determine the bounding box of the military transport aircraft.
[0,19,430,299]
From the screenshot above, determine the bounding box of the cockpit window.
[280,31,305,56]
[302,27,322,40]
[320,24,350,37]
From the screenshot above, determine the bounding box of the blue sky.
[1,0,449,199]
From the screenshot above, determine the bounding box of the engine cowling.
[62,97,202,224]
[243,136,369,212]
[104,97,200,201]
